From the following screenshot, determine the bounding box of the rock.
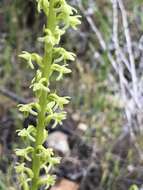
[47,131,70,156]
[50,179,79,190]
[56,157,83,181]
[77,123,88,132]
[79,163,102,190]
[71,113,80,122]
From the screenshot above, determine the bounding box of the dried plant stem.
[117,0,138,105]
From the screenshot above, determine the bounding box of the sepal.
[69,15,81,29]
[15,146,33,161]
[17,125,37,142]
[15,163,34,179]
[37,0,49,15]
[54,47,76,63]
[18,103,38,117]
[54,26,65,44]
[41,156,60,174]
[51,64,71,80]
[36,145,54,164]
[19,51,43,69]
[56,0,77,16]
[43,129,48,143]
[56,0,81,30]
[39,27,65,46]
[49,93,70,109]
[46,101,56,114]
[38,175,56,189]
[30,70,50,96]
[15,163,33,189]
[38,29,56,46]
[45,111,67,127]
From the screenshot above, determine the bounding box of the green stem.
[31,1,56,190]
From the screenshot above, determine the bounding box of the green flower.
[30,70,50,95]
[15,147,33,161]
[45,111,67,127]
[54,26,65,44]
[18,103,38,117]
[17,125,37,142]
[46,101,56,114]
[56,0,81,29]
[36,145,54,164]
[15,163,34,179]
[31,77,49,92]
[51,64,71,80]
[16,0,81,189]
[19,51,43,69]
[38,175,56,189]
[69,15,81,29]
[38,29,57,46]
[49,93,70,109]
[54,47,76,63]
[37,0,49,15]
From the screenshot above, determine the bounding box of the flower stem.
[31,1,56,190]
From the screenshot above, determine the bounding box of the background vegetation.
[0,0,143,190]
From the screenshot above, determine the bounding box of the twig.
[117,0,139,106]
[0,87,28,104]
[76,0,134,98]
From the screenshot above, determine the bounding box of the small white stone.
[78,123,88,131]
[47,131,70,156]
[127,165,134,172]
[71,113,80,122]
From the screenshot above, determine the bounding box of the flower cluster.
[15,1,81,190]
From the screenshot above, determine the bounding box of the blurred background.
[0,0,143,190]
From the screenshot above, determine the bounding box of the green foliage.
[15,1,81,190]
[129,185,139,190]
[0,180,6,190]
